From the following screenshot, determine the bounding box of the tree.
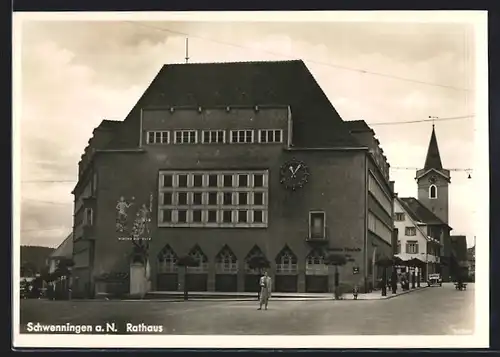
[325,253,347,299]
[176,255,199,301]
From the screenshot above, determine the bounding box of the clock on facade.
[279,159,310,190]
[429,175,438,184]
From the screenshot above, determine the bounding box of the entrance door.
[306,275,329,293]
[215,274,237,292]
[275,275,298,292]
[157,273,178,291]
[186,274,208,291]
[244,274,260,292]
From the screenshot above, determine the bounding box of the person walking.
[258,271,272,310]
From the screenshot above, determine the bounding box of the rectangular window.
[223,175,233,188]
[238,174,248,187]
[208,192,218,205]
[238,210,248,223]
[162,192,173,205]
[397,240,401,254]
[208,174,218,188]
[223,192,233,205]
[162,209,172,223]
[253,174,264,187]
[405,227,417,236]
[395,213,405,221]
[174,130,197,144]
[193,192,203,205]
[207,210,217,223]
[309,211,326,239]
[406,241,419,254]
[254,192,264,205]
[253,210,263,223]
[178,192,188,205]
[238,192,248,205]
[223,210,233,223]
[202,130,225,144]
[192,210,202,223]
[230,130,254,143]
[147,131,169,144]
[178,210,187,223]
[84,208,93,226]
[163,175,173,187]
[258,129,283,143]
[193,174,203,187]
[178,174,188,188]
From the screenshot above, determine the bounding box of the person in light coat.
[258,271,272,310]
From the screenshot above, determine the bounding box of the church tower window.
[429,184,437,199]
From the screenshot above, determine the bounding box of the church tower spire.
[415,125,451,224]
[423,125,443,170]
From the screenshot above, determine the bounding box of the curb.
[25,287,429,302]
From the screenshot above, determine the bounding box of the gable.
[105,60,362,150]
[394,199,429,245]
[400,197,451,229]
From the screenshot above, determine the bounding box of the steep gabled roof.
[49,233,73,259]
[399,197,451,229]
[424,125,443,170]
[106,60,362,149]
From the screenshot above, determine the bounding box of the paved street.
[19,283,474,335]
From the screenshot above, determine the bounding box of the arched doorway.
[244,245,267,292]
[156,245,178,291]
[215,245,238,292]
[186,245,209,292]
[305,248,329,292]
[275,246,298,292]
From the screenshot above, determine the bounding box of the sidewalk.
[128,286,429,302]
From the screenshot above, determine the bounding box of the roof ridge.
[163,59,304,67]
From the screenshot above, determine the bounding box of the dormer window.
[429,184,437,199]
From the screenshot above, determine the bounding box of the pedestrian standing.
[258,271,272,310]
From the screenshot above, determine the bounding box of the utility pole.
[185,38,189,64]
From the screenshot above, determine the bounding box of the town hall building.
[70,60,395,298]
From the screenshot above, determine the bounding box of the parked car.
[427,273,442,287]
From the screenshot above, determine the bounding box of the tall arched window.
[275,246,298,274]
[216,245,238,273]
[429,184,437,199]
[157,245,178,273]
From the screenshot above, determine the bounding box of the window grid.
[174,130,198,144]
[258,129,283,143]
[405,227,417,236]
[305,253,328,275]
[158,170,269,228]
[202,130,226,144]
[147,131,170,144]
[406,241,419,254]
[230,130,254,144]
[368,173,392,216]
[395,212,405,221]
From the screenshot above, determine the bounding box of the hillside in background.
[20,245,55,277]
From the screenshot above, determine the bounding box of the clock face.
[279,159,310,190]
[429,175,438,184]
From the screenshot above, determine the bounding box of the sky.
[17,16,480,249]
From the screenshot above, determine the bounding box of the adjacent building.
[393,197,442,280]
[71,60,395,297]
[393,125,454,281]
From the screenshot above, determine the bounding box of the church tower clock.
[415,125,451,224]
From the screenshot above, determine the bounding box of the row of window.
[147,129,283,145]
[160,191,267,206]
[159,208,268,226]
[157,246,338,275]
[160,172,268,189]
[368,173,392,216]
[368,212,392,244]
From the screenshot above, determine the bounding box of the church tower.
[415,125,451,224]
